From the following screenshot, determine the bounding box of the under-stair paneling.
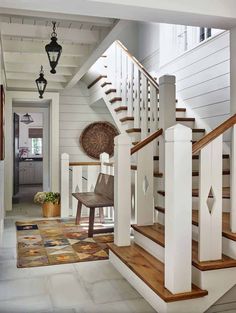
[59,81,114,162]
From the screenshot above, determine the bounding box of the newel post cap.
[61,153,69,160]
[159,75,176,85]
[114,133,131,145]
[165,124,192,142]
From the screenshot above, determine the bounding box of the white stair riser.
[115,110,128,119]
[156,210,236,259]
[127,132,141,143]
[175,111,186,118]
[120,120,134,130]
[178,120,195,128]
[192,132,205,141]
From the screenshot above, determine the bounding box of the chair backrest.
[94,173,114,201]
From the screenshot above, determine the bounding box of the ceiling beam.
[2,38,93,56]
[0,0,235,29]
[0,22,100,44]
[6,72,68,83]
[4,52,82,67]
[5,62,74,76]
[7,79,64,90]
[0,7,115,27]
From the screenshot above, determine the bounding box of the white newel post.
[100,152,110,174]
[199,136,222,261]
[136,142,154,226]
[231,125,236,232]
[61,153,70,218]
[159,75,176,174]
[114,134,131,246]
[165,124,192,294]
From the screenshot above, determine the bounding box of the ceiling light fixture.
[35,65,47,99]
[20,113,34,125]
[45,21,62,74]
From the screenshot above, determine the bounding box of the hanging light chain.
[51,21,57,38]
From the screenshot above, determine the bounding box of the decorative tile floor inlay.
[16,218,114,268]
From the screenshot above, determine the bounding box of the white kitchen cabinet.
[19,161,43,185]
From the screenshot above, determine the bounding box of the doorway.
[12,104,50,217]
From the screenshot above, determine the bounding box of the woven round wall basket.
[79,122,119,159]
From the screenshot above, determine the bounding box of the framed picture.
[0,85,5,160]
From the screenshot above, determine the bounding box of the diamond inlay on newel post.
[206,186,216,215]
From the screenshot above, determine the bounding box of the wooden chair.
[72,173,114,237]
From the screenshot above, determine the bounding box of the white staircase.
[84,41,236,313]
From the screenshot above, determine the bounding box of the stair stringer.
[88,78,126,134]
[132,230,236,313]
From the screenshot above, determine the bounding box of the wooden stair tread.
[155,207,236,242]
[158,187,230,199]
[108,242,208,302]
[105,88,116,95]
[154,154,229,161]
[110,97,122,103]
[101,82,112,87]
[115,106,127,112]
[176,117,195,122]
[132,223,236,271]
[131,165,163,177]
[192,169,230,176]
[88,75,107,89]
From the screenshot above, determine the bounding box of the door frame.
[13,107,50,192]
[4,91,60,211]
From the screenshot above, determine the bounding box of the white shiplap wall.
[59,81,114,162]
[157,30,230,134]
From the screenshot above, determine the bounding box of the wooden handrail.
[116,40,159,91]
[69,162,101,166]
[192,114,236,155]
[131,128,163,155]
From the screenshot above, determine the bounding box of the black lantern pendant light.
[45,21,62,74]
[20,113,34,125]
[35,66,47,99]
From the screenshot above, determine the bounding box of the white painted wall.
[59,81,115,162]
[137,23,229,137]
[0,38,4,242]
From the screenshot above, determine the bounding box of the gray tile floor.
[0,187,156,313]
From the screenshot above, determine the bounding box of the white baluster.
[127,59,134,116]
[159,75,176,174]
[136,142,154,226]
[165,124,192,294]
[60,153,70,218]
[114,133,131,246]
[100,152,109,174]
[141,73,148,139]
[71,166,83,217]
[231,125,236,232]
[149,84,158,156]
[199,136,223,261]
[133,67,140,128]
[116,43,122,97]
[121,51,127,107]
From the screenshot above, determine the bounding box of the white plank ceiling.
[0,13,116,91]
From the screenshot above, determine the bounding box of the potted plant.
[34,191,60,217]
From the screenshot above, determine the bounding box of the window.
[199,27,212,42]
[31,138,42,155]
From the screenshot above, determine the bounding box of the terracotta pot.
[42,202,60,218]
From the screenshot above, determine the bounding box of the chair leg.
[75,201,82,225]
[88,207,95,237]
[99,207,104,224]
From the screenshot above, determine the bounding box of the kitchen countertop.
[19,157,43,162]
